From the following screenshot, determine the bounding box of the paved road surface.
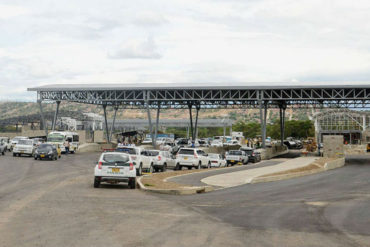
[0,152,368,247]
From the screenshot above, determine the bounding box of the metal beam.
[194,104,200,140]
[109,106,119,142]
[188,104,194,141]
[52,101,60,131]
[154,104,160,147]
[146,102,154,147]
[38,100,48,137]
[102,104,110,143]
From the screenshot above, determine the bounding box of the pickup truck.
[225,150,248,166]
[115,145,153,175]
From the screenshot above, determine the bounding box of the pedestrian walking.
[64,140,70,154]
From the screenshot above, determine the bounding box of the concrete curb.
[250,157,345,184]
[137,176,214,195]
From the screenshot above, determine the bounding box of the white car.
[13,139,36,157]
[142,138,152,145]
[225,150,249,166]
[149,150,176,172]
[11,136,28,150]
[223,140,240,146]
[210,140,223,147]
[94,152,136,189]
[175,148,211,170]
[115,145,153,175]
[0,137,11,151]
[208,153,226,167]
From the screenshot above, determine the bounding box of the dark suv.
[240,147,261,163]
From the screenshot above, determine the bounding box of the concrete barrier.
[324,157,345,170]
[258,145,288,160]
[77,143,102,152]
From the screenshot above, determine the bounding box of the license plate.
[231,160,234,162]
[40,154,45,158]
[184,157,188,160]
[112,168,120,173]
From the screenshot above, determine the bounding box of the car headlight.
[48,151,53,155]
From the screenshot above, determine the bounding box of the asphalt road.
[0,151,369,247]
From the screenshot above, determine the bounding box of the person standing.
[64,140,70,154]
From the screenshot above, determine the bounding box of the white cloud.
[1,0,370,100]
[108,37,162,59]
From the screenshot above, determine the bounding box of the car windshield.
[18,139,33,145]
[115,147,136,155]
[37,145,52,151]
[149,151,159,156]
[48,134,64,142]
[177,139,188,144]
[209,154,219,159]
[178,149,194,155]
[244,150,253,155]
[102,154,129,164]
[229,150,242,155]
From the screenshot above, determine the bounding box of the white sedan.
[94,152,136,189]
[208,153,227,168]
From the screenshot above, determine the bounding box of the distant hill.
[0,101,317,123]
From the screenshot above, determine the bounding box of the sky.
[1,0,370,101]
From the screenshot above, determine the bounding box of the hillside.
[0,101,316,123]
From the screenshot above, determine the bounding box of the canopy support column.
[259,99,266,148]
[146,101,154,147]
[102,104,110,143]
[279,102,287,146]
[38,100,48,137]
[109,106,119,142]
[52,101,60,131]
[188,103,194,141]
[154,104,160,147]
[194,104,200,141]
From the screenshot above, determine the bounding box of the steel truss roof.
[28,84,370,108]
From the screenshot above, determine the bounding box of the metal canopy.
[28,82,370,108]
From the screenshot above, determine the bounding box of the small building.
[314,109,370,145]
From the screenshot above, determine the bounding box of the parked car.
[284,140,297,149]
[34,144,59,160]
[115,145,153,175]
[223,140,240,146]
[149,150,175,172]
[94,152,136,189]
[142,138,152,145]
[198,139,209,147]
[13,139,36,157]
[225,150,249,166]
[240,147,261,163]
[210,140,223,147]
[208,153,226,167]
[10,136,28,151]
[176,138,190,147]
[175,148,211,170]
[0,139,7,155]
[0,137,11,151]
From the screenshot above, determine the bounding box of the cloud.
[0,4,29,19]
[108,37,162,59]
[132,11,168,27]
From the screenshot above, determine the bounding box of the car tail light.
[194,153,198,158]
[211,160,218,163]
[131,156,137,160]
[158,155,161,161]
[129,163,134,170]
[252,152,255,156]
[98,161,103,169]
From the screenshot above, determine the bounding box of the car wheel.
[34,156,37,160]
[207,162,211,169]
[93,177,100,188]
[1,151,4,155]
[162,163,167,172]
[137,164,143,176]
[197,162,201,169]
[174,163,180,171]
[129,178,136,189]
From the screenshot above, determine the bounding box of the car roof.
[102,152,130,155]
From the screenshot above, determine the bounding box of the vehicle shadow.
[96,184,131,190]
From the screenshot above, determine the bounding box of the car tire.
[207,162,211,169]
[197,162,201,169]
[34,156,37,160]
[1,151,4,155]
[149,165,154,173]
[129,178,136,189]
[174,163,180,171]
[162,163,167,172]
[136,164,143,176]
[93,177,100,188]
